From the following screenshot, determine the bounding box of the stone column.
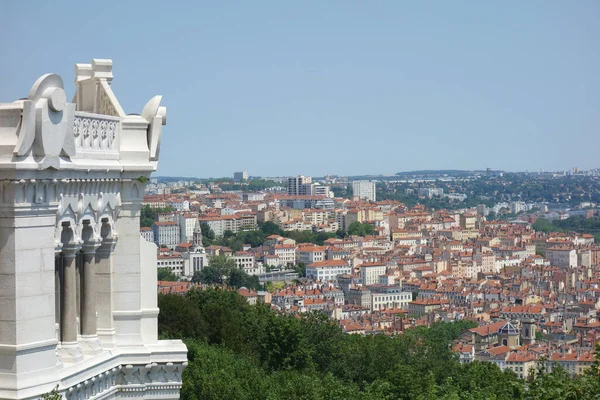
[112,180,145,346]
[60,241,83,362]
[80,239,102,354]
[0,181,61,388]
[96,236,117,347]
[54,248,62,342]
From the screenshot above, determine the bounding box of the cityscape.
[148,169,600,384]
[2,1,600,400]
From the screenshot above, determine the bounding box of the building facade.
[152,221,181,249]
[352,180,376,202]
[0,59,186,399]
[287,175,313,195]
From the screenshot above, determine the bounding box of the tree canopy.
[157,289,600,400]
[347,221,376,236]
[157,267,179,282]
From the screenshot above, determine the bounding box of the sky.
[1,1,599,178]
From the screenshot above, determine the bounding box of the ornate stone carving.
[141,95,167,161]
[98,86,119,117]
[62,362,187,400]
[14,74,77,169]
[73,114,118,152]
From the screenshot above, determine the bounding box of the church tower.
[521,318,537,345]
[193,219,204,248]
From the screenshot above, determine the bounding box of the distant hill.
[395,169,500,177]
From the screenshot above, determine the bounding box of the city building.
[234,171,248,181]
[152,221,181,249]
[287,175,313,195]
[360,262,387,286]
[140,226,155,243]
[177,212,198,243]
[352,180,377,202]
[305,260,351,282]
[0,59,186,399]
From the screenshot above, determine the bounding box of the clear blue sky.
[1,1,599,178]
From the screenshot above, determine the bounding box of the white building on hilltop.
[0,59,187,399]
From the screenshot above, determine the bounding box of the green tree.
[157,267,179,282]
[294,262,306,278]
[347,222,376,236]
[260,221,283,236]
[229,268,261,290]
[200,222,215,246]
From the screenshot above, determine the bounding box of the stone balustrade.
[73,112,120,158]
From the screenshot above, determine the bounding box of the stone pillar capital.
[97,236,118,256]
[82,238,102,256]
[61,241,83,258]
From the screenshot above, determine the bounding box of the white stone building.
[0,59,186,399]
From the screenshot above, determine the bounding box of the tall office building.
[287,175,313,195]
[352,180,377,202]
[233,171,248,181]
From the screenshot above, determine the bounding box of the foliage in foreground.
[159,289,600,400]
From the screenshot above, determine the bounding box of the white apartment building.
[152,221,181,249]
[140,226,155,243]
[546,247,578,269]
[313,183,331,197]
[168,199,190,211]
[272,244,297,266]
[371,291,413,311]
[177,212,198,242]
[157,254,185,276]
[306,260,351,282]
[352,180,377,202]
[198,213,257,237]
[360,263,387,285]
[234,251,259,275]
[297,246,327,265]
[287,175,313,195]
[418,187,444,198]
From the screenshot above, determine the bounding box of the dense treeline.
[158,289,600,399]
[201,221,353,252]
[533,216,600,242]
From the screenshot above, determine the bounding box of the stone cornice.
[0,58,166,175]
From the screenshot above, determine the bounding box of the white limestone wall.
[140,236,158,344]
[112,181,144,346]
[0,183,60,395]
